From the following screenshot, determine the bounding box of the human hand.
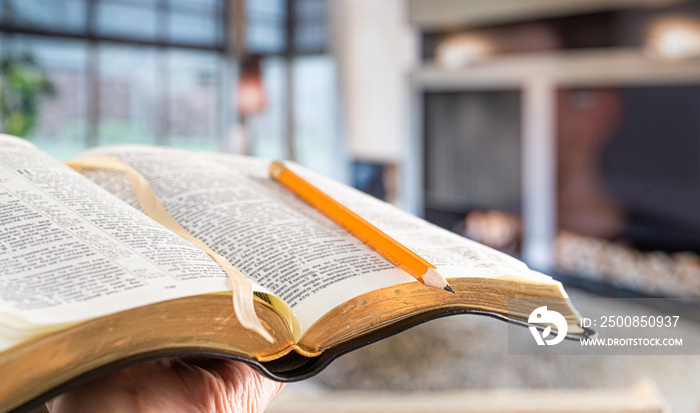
[46,358,285,413]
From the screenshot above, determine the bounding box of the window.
[294,0,327,53]
[293,56,342,180]
[243,0,341,180]
[96,1,159,41]
[248,57,287,159]
[3,0,88,33]
[97,43,160,146]
[246,0,287,54]
[8,36,89,161]
[0,0,227,160]
[167,49,220,150]
[168,0,223,45]
[0,0,340,176]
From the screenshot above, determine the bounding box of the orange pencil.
[269,161,455,293]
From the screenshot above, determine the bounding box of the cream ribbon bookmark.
[66,156,274,343]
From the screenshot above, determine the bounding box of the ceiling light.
[647,17,700,60]
[436,34,492,69]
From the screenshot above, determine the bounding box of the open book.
[0,135,587,412]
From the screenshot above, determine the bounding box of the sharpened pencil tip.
[444,285,456,294]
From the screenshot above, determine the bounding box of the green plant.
[0,52,56,138]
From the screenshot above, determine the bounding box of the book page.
[79,146,554,332]
[297,167,553,283]
[0,136,271,351]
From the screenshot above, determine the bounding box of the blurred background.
[2,0,700,411]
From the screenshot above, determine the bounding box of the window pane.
[4,0,87,32]
[246,0,286,54]
[248,57,287,159]
[247,22,286,54]
[294,0,327,52]
[168,11,220,46]
[97,44,160,146]
[8,37,88,160]
[168,0,222,14]
[293,56,343,180]
[167,50,219,150]
[96,2,158,41]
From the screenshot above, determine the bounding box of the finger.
[175,359,285,412]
